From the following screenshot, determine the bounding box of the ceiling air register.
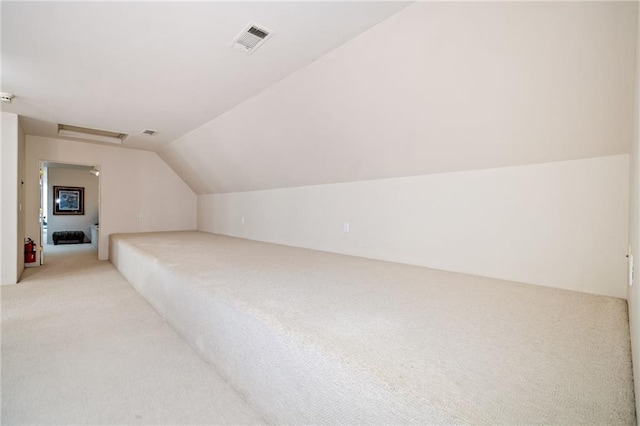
[231,23,274,54]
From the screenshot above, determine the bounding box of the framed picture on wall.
[53,186,84,215]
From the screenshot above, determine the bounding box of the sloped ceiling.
[160,1,637,195]
[1,1,411,151]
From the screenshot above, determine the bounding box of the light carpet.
[112,231,636,424]
[1,243,265,425]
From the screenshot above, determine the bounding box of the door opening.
[37,160,101,264]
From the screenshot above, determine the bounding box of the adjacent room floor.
[1,243,264,425]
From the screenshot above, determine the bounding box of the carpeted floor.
[3,237,637,424]
[1,243,265,425]
[112,231,637,424]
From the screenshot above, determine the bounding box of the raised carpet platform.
[110,231,635,424]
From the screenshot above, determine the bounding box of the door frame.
[37,160,102,263]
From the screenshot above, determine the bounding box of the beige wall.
[17,117,26,278]
[47,168,99,244]
[163,2,636,195]
[200,155,629,298]
[627,2,640,414]
[26,136,196,261]
[1,113,19,284]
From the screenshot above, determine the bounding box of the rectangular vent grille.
[141,129,158,136]
[231,23,274,54]
[58,124,127,145]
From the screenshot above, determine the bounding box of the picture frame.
[53,186,84,215]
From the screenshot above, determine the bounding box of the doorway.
[39,161,101,263]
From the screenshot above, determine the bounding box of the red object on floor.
[25,238,36,263]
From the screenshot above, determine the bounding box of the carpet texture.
[111,231,636,424]
[1,243,265,425]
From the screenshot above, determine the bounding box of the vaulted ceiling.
[3,2,637,195]
[160,1,638,194]
[1,1,410,151]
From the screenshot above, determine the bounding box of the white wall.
[200,155,629,298]
[626,2,640,414]
[26,136,196,261]
[1,117,4,283]
[1,113,19,284]
[17,117,26,277]
[47,168,99,244]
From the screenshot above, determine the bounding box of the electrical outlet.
[241,216,245,225]
[343,222,350,233]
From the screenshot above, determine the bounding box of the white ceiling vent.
[231,23,274,54]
